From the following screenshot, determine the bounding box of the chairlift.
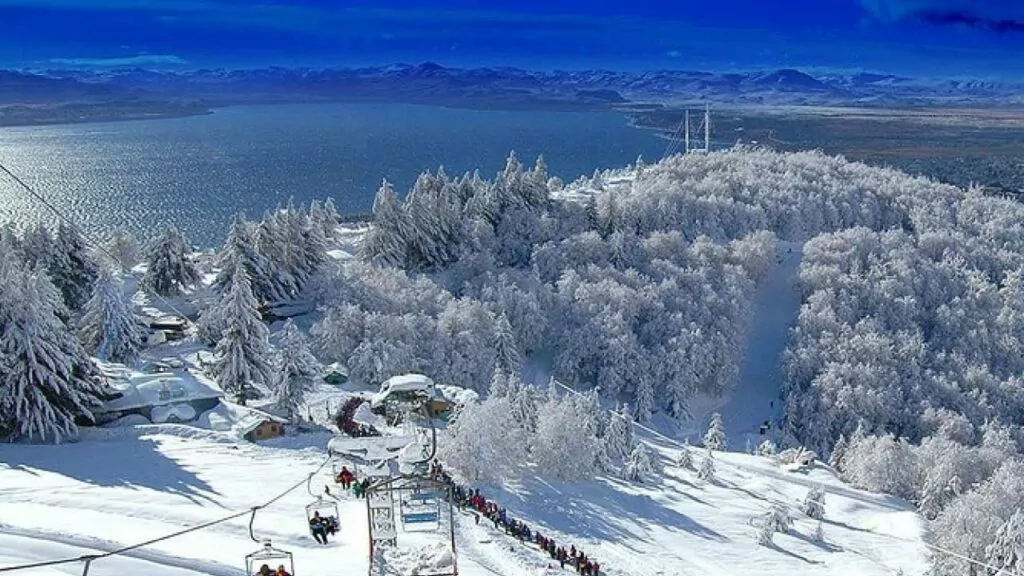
[399,485,441,529]
[306,495,341,535]
[245,540,295,576]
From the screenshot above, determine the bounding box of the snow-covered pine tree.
[78,268,144,365]
[703,411,727,451]
[573,387,607,439]
[802,485,826,520]
[829,434,849,471]
[213,213,284,304]
[757,439,777,456]
[488,367,511,399]
[21,224,54,269]
[210,265,273,403]
[985,508,1024,574]
[677,442,694,470]
[697,448,715,482]
[143,225,200,296]
[318,197,341,241]
[509,378,539,433]
[634,376,655,424]
[812,521,824,543]
[255,209,298,298]
[273,319,321,420]
[493,313,522,376]
[755,503,794,546]
[0,264,105,442]
[601,403,636,468]
[622,443,656,483]
[49,222,99,310]
[361,179,408,268]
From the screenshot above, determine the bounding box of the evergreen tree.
[634,376,655,424]
[697,448,716,482]
[703,411,727,451]
[985,508,1024,575]
[273,319,321,420]
[802,485,826,520]
[210,266,272,403]
[213,213,283,304]
[49,222,99,310]
[143,226,199,297]
[622,443,656,483]
[757,439,777,456]
[602,403,636,468]
[493,313,522,375]
[319,197,341,240]
[509,379,538,433]
[21,224,54,269]
[829,434,849,471]
[78,269,144,365]
[0,265,105,442]
[488,367,511,399]
[361,179,408,268]
[755,504,793,546]
[676,443,694,469]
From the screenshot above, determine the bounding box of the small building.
[237,409,289,442]
[323,363,349,385]
[94,360,224,425]
[370,374,455,424]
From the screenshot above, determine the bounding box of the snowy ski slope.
[0,421,929,576]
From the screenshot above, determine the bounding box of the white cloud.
[49,54,189,67]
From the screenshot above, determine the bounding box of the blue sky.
[0,0,1022,77]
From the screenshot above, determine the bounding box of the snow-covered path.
[725,240,804,443]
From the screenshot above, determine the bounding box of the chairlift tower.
[363,388,459,576]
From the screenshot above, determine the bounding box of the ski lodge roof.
[96,361,224,413]
[370,374,437,408]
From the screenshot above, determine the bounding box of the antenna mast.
[684,110,690,154]
[704,103,710,152]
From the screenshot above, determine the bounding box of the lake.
[0,103,665,248]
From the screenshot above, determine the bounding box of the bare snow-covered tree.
[622,443,656,483]
[309,304,364,364]
[273,319,321,420]
[104,229,141,270]
[802,485,826,520]
[78,268,144,365]
[985,508,1024,575]
[143,225,199,297]
[210,266,273,403]
[439,395,527,484]
[703,412,727,451]
[532,393,598,481]
[697,448,715,482]
[0,265,105,442]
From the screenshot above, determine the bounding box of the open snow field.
[0,422,929,576]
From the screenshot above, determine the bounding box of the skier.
[309,512,329,544]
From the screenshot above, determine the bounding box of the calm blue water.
[0,103,663,248]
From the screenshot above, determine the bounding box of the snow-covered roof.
[234,408,288,436]
[97,363,224,413]
[327,435,415,463]
[370,374,436,408]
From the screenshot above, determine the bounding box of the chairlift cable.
[0,159,198,329]
[0,453,333,573]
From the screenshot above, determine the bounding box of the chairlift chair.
[245,540,295,576]
[306,496,341,534]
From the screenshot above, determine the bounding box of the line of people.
[429,462,602,576]
[335,465,372,498]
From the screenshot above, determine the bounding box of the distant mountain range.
[2,62,1023,127]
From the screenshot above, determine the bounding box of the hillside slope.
[0,425,929,576]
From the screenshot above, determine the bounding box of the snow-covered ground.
[0,423,929,576]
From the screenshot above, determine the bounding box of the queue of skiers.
[429,462,602,576]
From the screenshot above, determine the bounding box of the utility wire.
[0,454,333,573]
[548,378,1022,576]
[0,159,198,328]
